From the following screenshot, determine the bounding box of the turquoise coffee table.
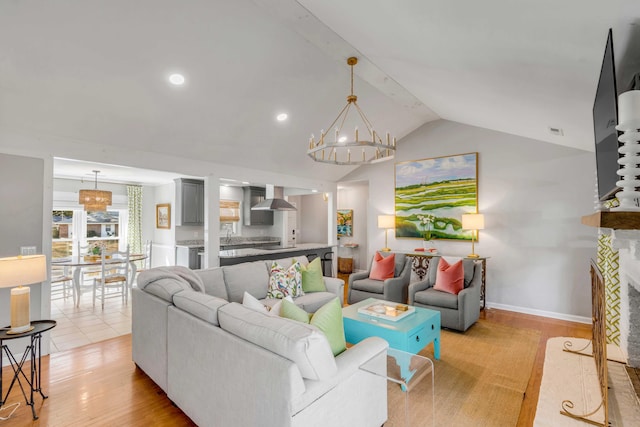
[343,298,441,359]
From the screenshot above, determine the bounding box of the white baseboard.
[487,302,591,324]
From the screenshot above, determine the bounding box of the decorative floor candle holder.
[612,90,640,212]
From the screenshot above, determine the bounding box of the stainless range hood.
[251,185,297,211]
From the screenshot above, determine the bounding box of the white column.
[203,174,220,268]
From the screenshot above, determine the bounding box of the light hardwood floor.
[0,308,591,426]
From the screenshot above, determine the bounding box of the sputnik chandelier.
[78,170,112,212]
[307,57,397,165]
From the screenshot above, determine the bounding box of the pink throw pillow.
[433,258,464,295]
[369,252,395,281]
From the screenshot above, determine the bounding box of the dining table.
[51,254,147,307]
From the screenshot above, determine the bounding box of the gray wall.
[0,152,45,356]
[341,119,598,320]
[299,193,328,244]
[337,182,369,271]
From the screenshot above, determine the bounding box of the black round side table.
[0,319,56,420]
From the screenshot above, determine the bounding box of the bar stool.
[321,250,334,277]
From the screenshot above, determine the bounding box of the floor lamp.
[0,254,47,334]
[378,215,395,252]
[461,214,485,258]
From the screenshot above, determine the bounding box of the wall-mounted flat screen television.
[593,28,620,202]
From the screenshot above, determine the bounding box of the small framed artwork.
[156,203,171,229]
[337,209,353,237]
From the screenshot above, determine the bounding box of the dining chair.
[50,264,74,302]
[77,242,103,303]
[132,240,152,288]
[93,246,130,309]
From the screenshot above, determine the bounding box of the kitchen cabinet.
[219,244,333,266]
[176,246,203,269]
[175,178,204,226]
[243,186,273,226]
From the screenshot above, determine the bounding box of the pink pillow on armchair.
[369,252,395,281]
[433,258,464,295]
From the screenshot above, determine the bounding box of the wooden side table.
[405,253,489,310]
[0,320,56,420]
[338,257,353,274]
[337,243,359,274]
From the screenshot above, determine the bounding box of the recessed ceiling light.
[338,136,347,143]
[276,113,288,121]
[169,73,185,85]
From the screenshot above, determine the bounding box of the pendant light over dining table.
[307,57,397,165]
[78,170,112,212]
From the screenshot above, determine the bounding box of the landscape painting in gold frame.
[156,203,171,229]
[395,152,478,241]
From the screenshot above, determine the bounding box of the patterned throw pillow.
[267,260,303,299]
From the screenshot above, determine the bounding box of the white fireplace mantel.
[582,210,640,367]
[611,229,640,262]
[611,229,640,367]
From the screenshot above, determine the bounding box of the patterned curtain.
[127,186,143,258]
[597,199,620,345]
[598,232,620,344]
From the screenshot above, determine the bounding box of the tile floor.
[49,287,132,353]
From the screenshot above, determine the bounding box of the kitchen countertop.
[178,238,282,249]
[221,237,280,245]
[220,239,280,248]
[176,240,204,248]
[219,243,335,259]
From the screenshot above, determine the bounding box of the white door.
[287,203,297,246]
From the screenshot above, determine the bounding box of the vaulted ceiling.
[1,1,639,184]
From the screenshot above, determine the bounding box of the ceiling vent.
[548,127,564,136]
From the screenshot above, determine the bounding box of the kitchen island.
[219,243,335,267]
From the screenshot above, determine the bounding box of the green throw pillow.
[281,298,346,356]
[299,257,326,293]
[281,299,311,323]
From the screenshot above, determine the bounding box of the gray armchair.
[348,252,412,304]
[408,256,482,332]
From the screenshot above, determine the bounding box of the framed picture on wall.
[156,203,171,229]
[395,152,478,241]
[337,209,353,237]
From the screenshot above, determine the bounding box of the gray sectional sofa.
[132,256,389,427]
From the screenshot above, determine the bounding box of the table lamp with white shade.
[461,214,485,258]
[377,215,395,252]
[0,254,47,334]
